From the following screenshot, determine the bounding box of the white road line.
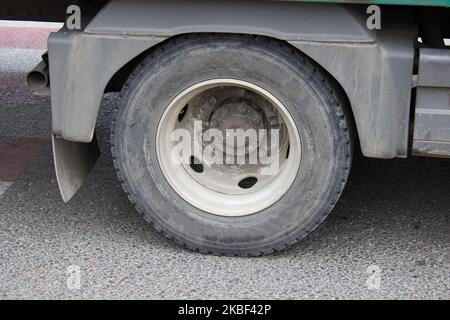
[0,181,12,199]
[0,20,63,29]
[0,48,46,73]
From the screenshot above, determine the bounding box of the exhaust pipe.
[27,55,50,96]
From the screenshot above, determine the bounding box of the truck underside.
[1,0,449,255]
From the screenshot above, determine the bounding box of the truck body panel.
[1,0,450,23]
[413,49,450,157]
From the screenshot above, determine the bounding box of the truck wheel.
[111,35,353,256]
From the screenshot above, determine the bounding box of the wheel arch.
[105,32,359,144]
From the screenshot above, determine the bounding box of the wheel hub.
[209,100,264,154]
[156,79,301,216]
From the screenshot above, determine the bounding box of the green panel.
[374,0,450,6]
[282,0,450,7]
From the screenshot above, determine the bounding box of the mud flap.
[52,133,100,202]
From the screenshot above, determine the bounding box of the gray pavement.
[0,46,449,300]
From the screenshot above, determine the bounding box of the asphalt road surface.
[0,23,448,300]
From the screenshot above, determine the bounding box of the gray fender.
[49,0,415,201]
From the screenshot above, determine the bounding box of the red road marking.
[0,136,49,181]
[0,27,56,49]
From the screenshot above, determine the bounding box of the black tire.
[111,35,353,256]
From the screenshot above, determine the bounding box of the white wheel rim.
[155,79,301,217]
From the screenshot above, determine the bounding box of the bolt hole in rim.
[238,176,258,189]
[178,104,188,122]
[155,79,302,217]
